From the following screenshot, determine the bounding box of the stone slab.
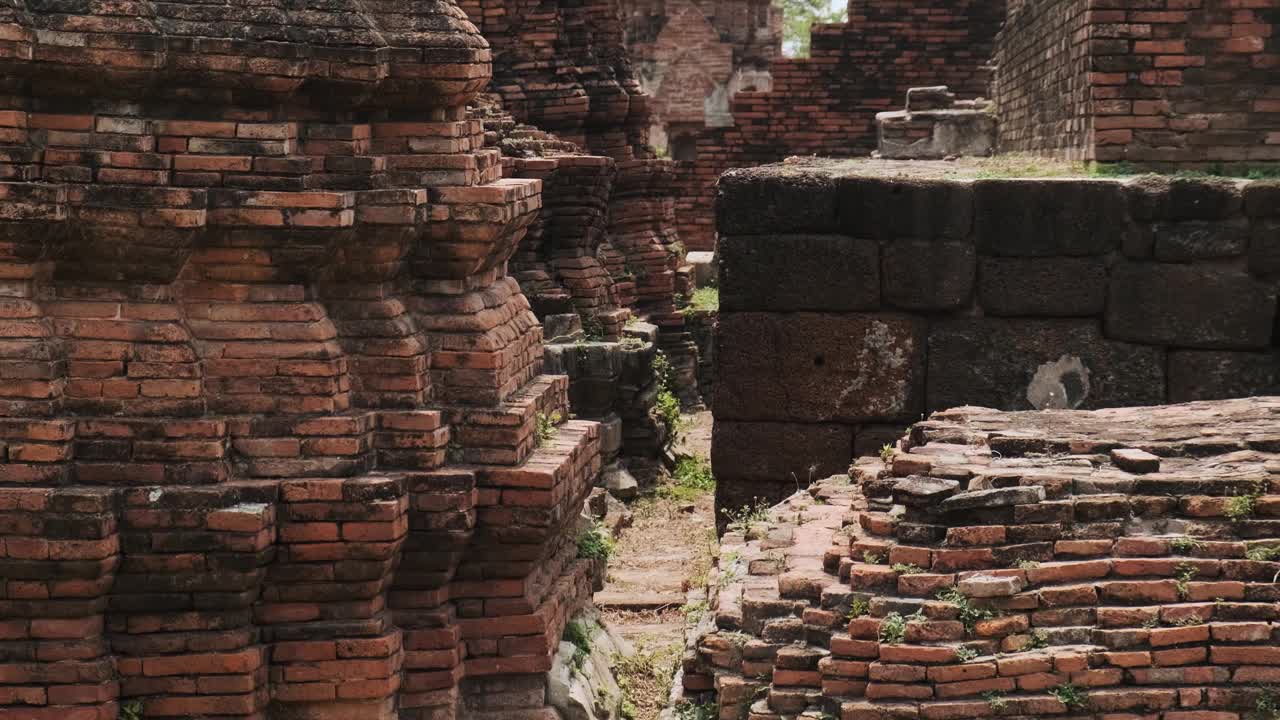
[719,234,879,312]
[978,256,1107,316]
[1106,263,1277,349]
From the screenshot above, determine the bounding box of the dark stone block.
[926,318,1166,411]
[883,240,976,310]
[836,176,973,240]
[1252,219,1280,276]
[974,179,1131,256]
[716,312,926,422]
[1106,263,1277,349]
[1168,350,1280,402]
[716,168,838,235]
[1153,220,1249,260]
[1243,181,1280,218]
[1127,175,1243,220]
[712,421,852,513]
[719,234,879,311]
[978,256,1107,316]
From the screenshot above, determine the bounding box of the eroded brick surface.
[688,397,1280,720]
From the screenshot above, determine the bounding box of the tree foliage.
[777,0,847,58]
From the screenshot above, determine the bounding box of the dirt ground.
[599,410,715,720]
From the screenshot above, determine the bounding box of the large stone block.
[1128,176,1244,221]
[836,176,973,240]
[974,179,1132,257]
[716,312,926,423]
[719,234,879,311]
[1244,181,1280,218]
[716,168,838,235]
[978,256,1107,316]
[883,239,976,310]
[712,420,853,510]
[927,318,1166,411]
[1252,219,1280,276]
[1153,220,1249,261]
[1106,263,1278,349]
[1168,350,1280,402]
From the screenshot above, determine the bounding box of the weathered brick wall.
[673,0,1006,250]
[992,0,1092,158]
[712,163,1280,514]
[684,397,1280,720]
[0,3,608,719]
[994,0,1280,165]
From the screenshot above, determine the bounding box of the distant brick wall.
[993,0,1092,158]
[712,164,1280,513]
[673,0,1006,250]
[994,0,1280,165]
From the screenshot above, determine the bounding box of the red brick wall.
[996,0,1280,165]
[673,0,1007,250]
[993,0,1093,158]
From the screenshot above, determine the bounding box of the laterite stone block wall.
[712,162,1280,514]
[684,397,1280,720]
[993,0,1280,165]
[0,3,605,719]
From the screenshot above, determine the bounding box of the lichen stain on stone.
[838,319,913,415]
[1027,354,1091,409]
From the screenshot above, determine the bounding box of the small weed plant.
[659,455,715,502]
[1023,629,1050,650]
[534,410,562,448]
[675,702,718,720]
[1174,562,1198,600]
[1050,683,1088,710]
[879,444,895,463]
[892,563,925,575]
[1248,545,1280,562]
[1015,559,1041,570]
[563,620,597,672]
[954,645,979,662]
[576,522,615,562]
[879,612,908,644]
[1226,490,1261,521]
[937,587,994,632]
[723,499,771,536]
[863,551,885,564]
[983,691,1009,714]
[1170,536,1205,555]
[848,596,870,619]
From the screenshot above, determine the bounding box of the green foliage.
[983,692,1009,714]
[892,563,925,575]
[122,701,145,720]
[723,499,771,536]
[879,443,895,463]
[1247,544,1280,562]
[576,522,615,562]
[680,599,708,623]
[1050,683,1088,710]
[1015,559,1041,570]
[937,587,994,632]
[1170,536,1205,555]
[650,350,686,453]
[1023,629,1050,650]
[580,313,605,340]
[682,287,719,315]
[1171,615,1205,627]
[1174,562,1199,600]
[954,645,979,663]
[848,596,870,619]
[1226,491,1260,521]
[563,620,597,672]
[1254,687,1280,720]
[777,0,846,58]
[675,702,718,720]
[535,410,563,448]
[863,551,885,564]
[659,455,715,502]
[879,612,908,644]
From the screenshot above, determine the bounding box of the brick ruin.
[682,397,1280,720]
[659,0,1279,250]
[0,1,622,718]
[713,162,1280,514]
[619,0,781,154]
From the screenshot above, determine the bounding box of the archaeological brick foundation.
[683,397,1280,720]
[712,162,1280,513]
[0,3,610,719]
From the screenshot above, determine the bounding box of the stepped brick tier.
[618,0,781,152]
[459,0,704,405]
[681,396,1280,720]
[712,159,1280,515]
[0,3,608,719]
[994,0,1280,166]
[671,0,1005,250]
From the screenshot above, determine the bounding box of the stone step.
[594,590,686,610]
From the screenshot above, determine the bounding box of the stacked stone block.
[713,163,1280,513]
[684,396,1280,720]
[0,2,606,719]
